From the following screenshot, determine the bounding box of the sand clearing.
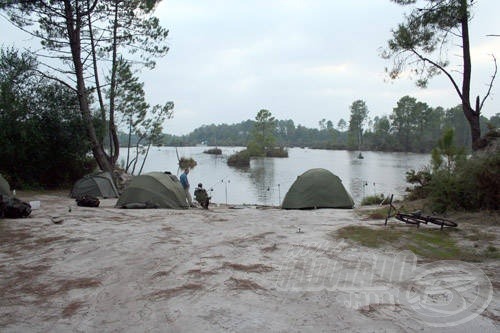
[0,193,498,332]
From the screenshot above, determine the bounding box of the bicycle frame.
[384,194,457,230]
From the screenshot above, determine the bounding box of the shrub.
[246,141,264,157]
[405,129,499,212]
[227,150,250,167]
[405,168,432,200]
[204,148,222,155]
[361,194,386,206]
[0,49,95,188]
[179,157,197,169]
[266,147,289,158]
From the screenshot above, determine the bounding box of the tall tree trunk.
[87,0,108,152]
[108,1,121,165]
[460,0,481,150]
[64,0,113,172]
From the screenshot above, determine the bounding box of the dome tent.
[0,174,11,197]
[70,172,119,199]
[116,172,188,209]
[282,168,354,209]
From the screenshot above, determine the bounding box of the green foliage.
[455,151,500,210]
[0,48,94,188]
[383,0,468,83]
[266,147,288,158]
[383,0,493,150]
[431,128,466,172]
[156,97,497,154]
[178,157,197,169]
[204,148,222,155]
[247,109,277,156]
[335,225,498,262]
[113,59,174,175]
[227,150,250,167]
[360,194,386,206]
[406,129,499,212]
[347,100,368,149]
[1,0,171,171]
[405,168,432,200]
[246,140,265,157]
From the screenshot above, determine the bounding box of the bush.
[204,148,222,155]
[360,194,386,206]
[227,149,250,167]
[266,147,289,157]
[246,141,264,157]
[405,168,432,200]
[178,157,197,169]
[0,48,95,189]
[405,129,499,212]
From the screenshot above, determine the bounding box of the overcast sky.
[1,0,499,135]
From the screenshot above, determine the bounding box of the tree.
[347,100,369,149]
[382,0,497,150]
[390,96,423,151]
[0,0,170,171]
[337,119,347,131]
[371,115,392,150]
[319,118,327,130]
[0,48,94,188]
[248,109,277,156]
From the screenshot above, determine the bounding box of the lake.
[120,146,429,206]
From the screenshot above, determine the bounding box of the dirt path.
[0,194,498,332]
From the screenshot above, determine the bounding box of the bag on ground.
[0,195,32,218]
[76,195,100,207]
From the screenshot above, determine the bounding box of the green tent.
[70,172,119,199]
[282,168,354,209]
[115,172,188,209]
[0,174,11,197]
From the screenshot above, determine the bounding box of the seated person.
[194,183,211,209]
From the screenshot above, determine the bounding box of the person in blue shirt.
[180,168,194,207]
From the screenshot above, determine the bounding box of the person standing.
[180,168,194,207]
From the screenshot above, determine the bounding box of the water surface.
[120,147,429,206]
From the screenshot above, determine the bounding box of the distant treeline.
[121,105,499,153]
[120,106,500,152]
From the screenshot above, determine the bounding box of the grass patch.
[336,225,403,248]
[334,225,499,262]
[361,207,390,220]
[406,231,462,260]
[360,194,386,206]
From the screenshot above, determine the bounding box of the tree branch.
[479,55,497,111]
[411,48,463,101]
[33,68,76,92]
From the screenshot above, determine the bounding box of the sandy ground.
[0,193,498,332]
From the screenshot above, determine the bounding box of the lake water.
[120,146,429,206]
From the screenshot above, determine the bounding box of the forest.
[159,102,499,153]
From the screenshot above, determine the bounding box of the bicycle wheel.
[396,213,425,225]
[427,216,458,228]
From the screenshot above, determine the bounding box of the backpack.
[0,195,32,218]
[76,195,100,207]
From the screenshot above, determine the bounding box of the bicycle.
[384,194,457,230]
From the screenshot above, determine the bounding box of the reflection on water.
[120,147,429,206]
